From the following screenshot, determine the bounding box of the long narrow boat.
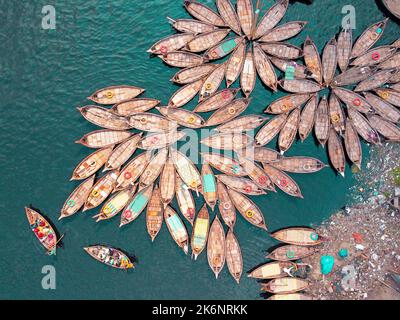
[260,42,303,60]
[84,246,134,269]
[76,130,132,149]
[199,63,226,101]
[241,48,256,97]
[259,21,307,43]
[253,43,278,91]
[83,170,119,211]
[332,87,372,113]
[267,245,316,261]
[169,79,204,108]
[205,36,244,61]
[374,88,400,107]
[157,107,204,129]
[60,176,95,220]
[364,92,400,123]
[253,0,289,40]
[204,98,250,127]
[129,113,178,132]
[112,98,161,116]
[225,40,246,87]
[278,108,300,154]
[337,28,352,72]
[279,79,322,94]
[191,204,210,260]
[120,184,153,227]
[253,147,281,163]
[314,97,330,147]
[171,149,202,195]
[344,119,362,170]
[168,17,217,34]
[248,261,294,279]
[351,45,396,67]
[237,154,275,191]
[226,229,243,284]
[200,152,246,177]
[322,37,337,86]
[159,154,176,207]
[184,0,226,27]
[267,293,313,300]
[94,187,136,222]
[347,107,380,144]
[382,0,400,19]
[368,115,400,141]
[78,106,131,131]
[217,181,236,228]
[88,85,144,105]
[164,205,189,254]
[215,115,266,133]
[269,57,308,79]
[262,163,303,198]
[185,29,230,53]
[104,134,142,171]
[137,131,186,150]
[171,64,216,85]
[217,175,266,195]
[298,94,317,142]
[327,128,346,177]
[146,184,163,242]
[216,0,242,35]
[139,148,168,187]
[332,65,377,87]
[255,113,288,146]
[194,88,240,112]
[71,147,113,180]
[237,0,254,39]
[261,277,309,294]
[115,152,152,191]
[201,133,253,150]
[201,163,218,211]
[303,36,323,84]
[26,207,59,255]
[160,51,206,68]
[271,227,324,246]
[227,188,268,230]
[207,215,226,278]
[147,33,195,55]
[175,175,196,225]
[328,93,345,134]
[270,156,326,174]
[355,69,397,92]
[265,93,312,114]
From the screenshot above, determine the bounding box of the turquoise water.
[1,0,398,299]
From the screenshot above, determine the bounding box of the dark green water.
[1,0,398,299]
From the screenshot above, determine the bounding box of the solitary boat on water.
[84,246,134,270]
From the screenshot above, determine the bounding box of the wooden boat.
[204,36,244,60]
[255,113,288,146]
[267,245,316,261]
[383,0,400,19]
[185,29,230,53]
[368,115,400,141]
[194,88,240,113]
[199,63,226,101]
[351,45,397,67]
[278,108,300,154]
[314,97,330,147]
[303,36,323,84]
[201,163,217,211]
[350,19,389,58]
[298,94,317,142]
[169,79,204,107]
[217,181,236,228]
[332,87,372,113]
[332,65,377,87]
[26,207,59,255]
[261,277,309,294]
[259,21,307,43]
[171,148,202,195]
[184,0,226,27]
[248,261,294,279]
[147,33,195,55]
[355,67,397,92]
[344,119,362,169]
[83,170,119,211]
[237,0,254,39]
[207,215,226,278]
[139,148,168,187]
[146,184,163,242]
[374,88,400,107]
[364,92,400,123]
[168,17,217,34]
[253,0,289,40]
[104,134,142,171]
[112,98,160,116]
[115,152,152,191]
[227,188,268,230]
[200,152,246,177]
[78,105,131,131]
[215,115,266,133]
[84,246,134,269]
[327,128,346,177]
[171,64,216,85]
[160,155,176,207]
[267,293,313,300]
[88,85,144,105]
[175,175,196,225]
[265,93,311,114]
[347,107,380,144]
[76,130,132,149]
[191,204,210,260]
[322,37,337,85]
[138,131,186,150]
[71,147,113,180]
[270,156,326,174]
[253,147,281,163]
[269,57,308,79]
[271,227,324,246]
[241,48,256,97]
[159,51,206,68]
[164,205,189,254]
[237,154,275,191]
[225,40,246,87]
[279,79,322,94]
[337,28,352,72]
[60,176,95,220]
[226,229,243,284]
[204,98,250,127]
[216,0,242,35]
[260,42,303,60]
[253,43,278,91]
[379,52,400,70]
[120,184,153,227]
[157,107,205,129]
[389,196,400,210]
[329,93,345,134]
[201,133,253,150]
[217,174,266,195]
[262,163,303,198]
[94,187,136,222]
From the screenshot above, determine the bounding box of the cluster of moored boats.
[248,227,323,300]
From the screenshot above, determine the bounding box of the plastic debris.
[320,255,335,275]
